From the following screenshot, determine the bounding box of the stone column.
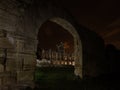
[10,32,37,89]
[0,30,17,89]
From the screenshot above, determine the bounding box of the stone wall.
[25,0,106,78]
[0,0,106,89]
[76,29,106,77]
[0,0,36,89]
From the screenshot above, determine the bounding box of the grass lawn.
[34,66,82,90]
[34,66,120,90]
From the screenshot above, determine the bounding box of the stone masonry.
[0,0,106,89]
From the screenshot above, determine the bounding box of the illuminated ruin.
[37,42,75,67]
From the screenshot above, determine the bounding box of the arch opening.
[36,17,82,78]
[37,20,75,66]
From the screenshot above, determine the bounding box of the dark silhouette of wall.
[105,44,120,74]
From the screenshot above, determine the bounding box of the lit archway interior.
[37,20,74,65]
[36,18,82,78]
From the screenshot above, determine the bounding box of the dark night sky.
[58,0,120,49]
[38,21,74,53]
[37,0,120,49]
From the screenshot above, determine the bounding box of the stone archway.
[49,18,82,77]
[37,17,83,78]
[0,0,106,89]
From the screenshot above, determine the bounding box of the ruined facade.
[0,0,105,89]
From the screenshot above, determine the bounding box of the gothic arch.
[21,1,106,85]
[37,17,83,77]
[0,0,106,89]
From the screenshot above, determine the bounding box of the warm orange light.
[69,62,72,65]
[64,42,70,49]
[72,61,75,66]
[65,62,67,65]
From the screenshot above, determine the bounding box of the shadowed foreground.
[32,66,120,90]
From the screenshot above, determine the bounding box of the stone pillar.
[0,30,17,90]
[10,32,37,89]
